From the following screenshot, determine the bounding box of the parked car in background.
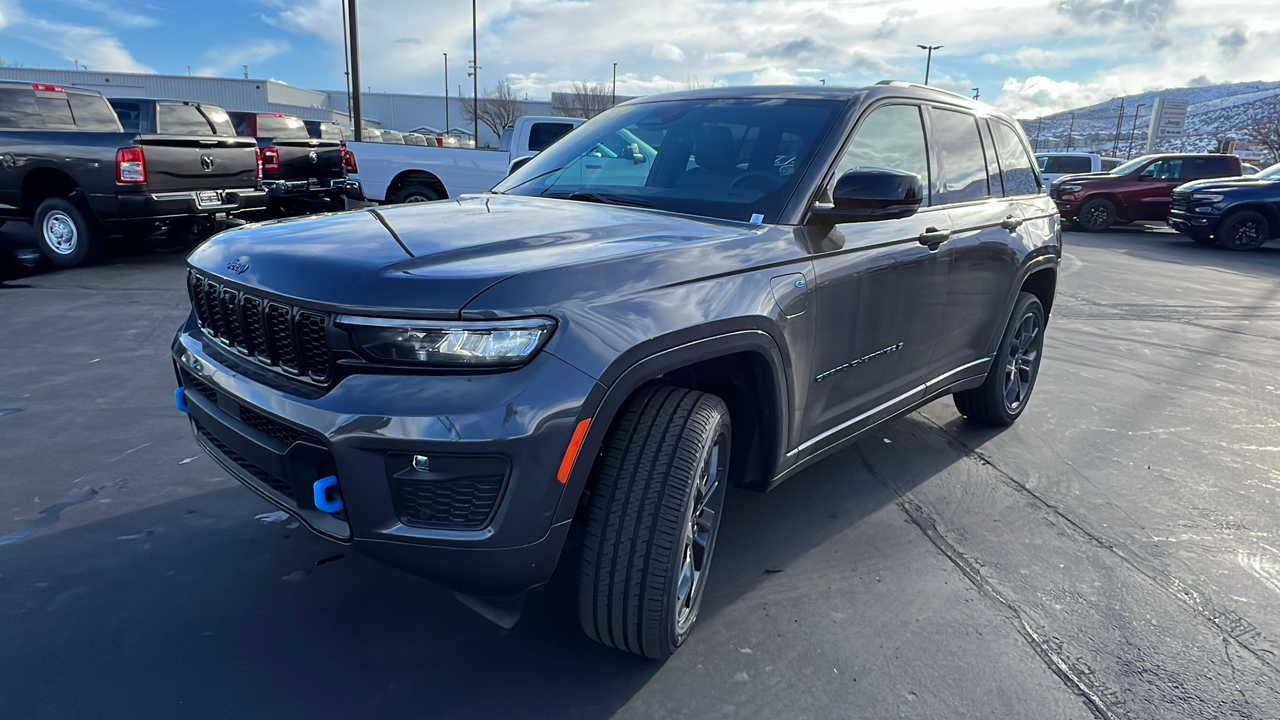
[1241,163,1260,176]
[378,129,406,145]
[404,132,432,147]
[0,81,264,267]
[1050,153,1242,231]
[173,82,1059,658]
[360,127,384,143]
[1035,152,1121,183]
[1167,163,1280,250]
[349,115,584,203]
[228,111,361,216]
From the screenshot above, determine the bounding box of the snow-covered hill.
[1018,81,1280,161]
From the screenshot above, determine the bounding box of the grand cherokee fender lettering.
[815,343,904,382]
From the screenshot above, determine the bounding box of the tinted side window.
[1181,156,1237,180]
[835,104,930,205]
[69,93,122,131]
[981,121,1003,196]
[1043,156,1092,174]
[528,122,575,152]
[0,88,44,128]
[991,122,1040,195]
[229,113,251,135]
[198,105,235,136]
[931,108,989,204]
[158,103,215,135]
[34,91,75,128]
[111,101,143,132]
[1100,158,1121,172]
[1145,158,1181,179]
[256,115,310,139]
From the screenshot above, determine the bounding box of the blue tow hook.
[313,476,343,513]
[174,387,189,414]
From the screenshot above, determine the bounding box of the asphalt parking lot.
[2,224,1279,719]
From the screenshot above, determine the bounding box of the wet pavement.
[1,224,1278,719]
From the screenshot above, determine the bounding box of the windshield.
[257,114,309,139]
[493,97,842,224]
[1110,155,1154,175]
[1257,164,1280,180]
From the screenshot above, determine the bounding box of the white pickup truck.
[348,115,584,203]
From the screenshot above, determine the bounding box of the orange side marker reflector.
[557,418,592,484]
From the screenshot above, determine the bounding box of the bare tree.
[461,80,525,138]
[551,81,613,119]
[1243,96,1280,163]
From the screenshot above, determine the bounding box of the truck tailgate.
[269,138,344,181]
[138,135,259,192]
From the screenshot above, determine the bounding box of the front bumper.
[1051,198,1081,217]
[172,323,599,597]
[95,187,268,227]
[1167,209,1221,237]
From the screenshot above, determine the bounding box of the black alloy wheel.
[1076,198,1117,232]
[1216,210,1270,251]
[954,292,1046,426]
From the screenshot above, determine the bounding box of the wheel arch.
[21,168,81,215]
[386,170,449,201]
[1221,203,1280,235]
[553,330,790,524]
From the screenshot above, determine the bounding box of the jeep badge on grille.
[226,257,250,274]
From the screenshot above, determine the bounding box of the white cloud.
[18,17,152,72]
[57,0,158,29]
[750,66,820,85]
[651,43,684,62]
[195,39,290,78]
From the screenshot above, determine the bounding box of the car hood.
[187,194,747,317]
[1053,172,1112,185]
[1174,177,1268,193]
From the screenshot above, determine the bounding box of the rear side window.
[991,122,1040,195]
[528,122,575,152]
[68,93,122,131]
[256,115,309,139]
[230,113,252,135]
[835,104,931,205]
[1181,156,1237,180]
[111,101,143,132]
[0,88,44,128]
[158,103,216,135]
[1042,155,1092,174]
[199,105,235,136]
[34,91,75,128]
[1100,158,1121,172]
[980,122,1003,196]
[931,108,989,204]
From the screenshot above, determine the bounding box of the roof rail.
[875,80,974,102]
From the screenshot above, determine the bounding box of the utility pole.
[341,0,352,120]
[1065,112,1076,151]
[347,0,362,140]
[972,87,980,100]
[917,44,942,85]
[612,62,617,106]
[1035,117,1043,151]
[1111,96,1125,157]
[443,53,449,133]
[1126,103,1144,159]
[470,0,479,145]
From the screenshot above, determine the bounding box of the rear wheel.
[387,183,440,204]
[1216,210,1269,251]
[578,385,730,659]
[1076,198,1116,232]
[954,292,1046,426]
[34,197,101,268]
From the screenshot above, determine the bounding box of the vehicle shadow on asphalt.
[0,410,994,720]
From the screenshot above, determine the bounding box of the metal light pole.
[443,53,449,134]
[1111,96,1125,156]
[341,0,352,120]
[1126,103,1144,159]
[1065,112,1076,151]
[347,0,362,139]
[470,0,479,145]
[612,62,617,106]
[1035,117,1044,151]
[917,44,942,85]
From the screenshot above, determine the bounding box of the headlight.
[1191,193,1224,203]
[336,316,555,367]
[1059,184,1083,193]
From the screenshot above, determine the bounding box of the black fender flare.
[985,251,1059,357]
[551,329,791,523]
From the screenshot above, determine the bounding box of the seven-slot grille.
[188,271,331,383]
[1170,191,1190,213]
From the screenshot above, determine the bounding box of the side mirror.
[507,155,535,177]
[808,167,924,225]
[1139,169,1155,179]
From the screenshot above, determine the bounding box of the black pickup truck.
[1168,163,1280,250]
[0,81,265,267]
[228,111,361,216]
[174,83,1059,658]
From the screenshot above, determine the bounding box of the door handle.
[1000,215,1024,231]
[918,227,951,249]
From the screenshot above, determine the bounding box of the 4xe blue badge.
[226,257,250,274]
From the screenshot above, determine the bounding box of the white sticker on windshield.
[750,213,764,224]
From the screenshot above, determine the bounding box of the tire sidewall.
[1077,198,1115,232]
[390,184,440,204]
[993,294,1046,422]
[35,197,96,268]
[665,406,731,652]
[1217,211,1268,251]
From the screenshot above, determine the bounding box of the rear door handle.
[918,227,952,249]
[1000,215,1024,231]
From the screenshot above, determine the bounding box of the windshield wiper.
[550,191,654,208]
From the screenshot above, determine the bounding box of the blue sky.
[0,0,1276,117]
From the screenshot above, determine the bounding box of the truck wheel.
[34,197,102,268]
[387,184,440,204]
[1076,198,1116,232]
[1216,211,1269,251]
[954,292,1046,427]
[578,384,731,659]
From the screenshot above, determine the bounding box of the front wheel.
[954,292,1046,426]
[35,197,102,268]
[387,183,440,204]
[1076,198,1117,232]
[578,385,731,659]
[1216,210,1270,251]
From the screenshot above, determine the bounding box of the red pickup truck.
[1050,153,1241,231]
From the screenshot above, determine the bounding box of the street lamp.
[469,0,479,145]
[612,62,617,106]
[443,53,449,135]
[917,44,942,85]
